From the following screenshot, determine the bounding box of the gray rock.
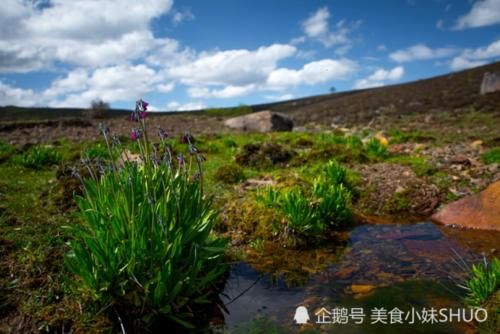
[224,110,293,132]
[480,72,500,95]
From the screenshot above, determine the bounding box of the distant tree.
[329,86,336,93]
[88,98,110,119]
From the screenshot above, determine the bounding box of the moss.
[383,191,411,213]
[235,142,295,168]
[214,164,246,184]
[389,155,436,176]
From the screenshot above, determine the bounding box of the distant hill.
[1,61,499,124]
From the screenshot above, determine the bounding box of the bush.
[65,99,227,330]
[463,257,499,306]
[87,99,110,119]
[214,164,246,184]
[15,146,62,169]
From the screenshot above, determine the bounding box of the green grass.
[0,140,15,162]
[204,104,253,117]
[481,148,500,164]
[387,128,435,144]
[14,145,62,169]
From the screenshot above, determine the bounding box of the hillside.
[1,61,500,145]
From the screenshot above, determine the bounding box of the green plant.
[65,100,227,330]
[365,138,388,160]
[461,257,500,306]
[481,148,500,164]
[0,141,15,162]
[83,143,113,160]
[15,145,62,169]
[280,188,321,235]
[223,138,238,148]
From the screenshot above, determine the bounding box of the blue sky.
[1,0,500,111]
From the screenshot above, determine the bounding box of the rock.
[480,72,500,95]
[449,155,471,165]
[470,140,483,149]
[351,284,375,294]
[224,110,293,132]
[432,181,500,231]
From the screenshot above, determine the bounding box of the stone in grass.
[432,181,500,231]
[224,110,294,132]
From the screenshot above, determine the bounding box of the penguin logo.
[294,306,310,324]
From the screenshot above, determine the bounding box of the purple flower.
[177,154,185,166]
[142,101,149,111]
[140,111,147,119]
[157,127,168,140]
[131,128,142,141]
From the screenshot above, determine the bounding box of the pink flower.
[140,111,147,119]
[142,100,149,111]
[131,128,141,141]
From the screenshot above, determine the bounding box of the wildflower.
[188,144,199,155]
[131,128,142,141]
[157,126,168,140]
[177,154,185,166]
[179,132,195,144]
[98,123,110,136]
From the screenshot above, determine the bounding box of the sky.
[0,0,500,111]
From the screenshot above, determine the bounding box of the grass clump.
[15,145,62,169]
[462,257,500,307]
[65,100,227,330]
[390,155,436,176]
[481,148,500,164]
[364,138,388,160]
[257,160,352,239]
[214,164,246,184]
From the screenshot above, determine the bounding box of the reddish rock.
[432,181,500,231]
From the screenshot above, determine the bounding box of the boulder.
[224,110,293,132]
[432,181,500,231]
[480,72,500,95]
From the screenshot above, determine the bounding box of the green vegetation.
[257,160,352,238]
[365,138,388,160]
[463,257,499,306]
[204,104,253,117]
[0,140,15,162]
[14,145,62,169]
[389,155,436,176]
[481,147,500,164]
[387,128,435,143]
[65,102,227,329]
[214,164,246,184]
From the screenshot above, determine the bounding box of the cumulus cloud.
[0,81,41,107]
[188,85,257,99]
[0,0,174,71]
[449,39,500,70]
[354,66,405,89]
[390,44,457,62]
[302,7,361,50]
[454,0,500,30]
[169,44,296,87]
[266,59,357,90]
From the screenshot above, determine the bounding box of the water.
[218,222,498,333]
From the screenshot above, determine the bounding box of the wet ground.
[219,222,499,333]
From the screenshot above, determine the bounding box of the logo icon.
[294,306,310,324]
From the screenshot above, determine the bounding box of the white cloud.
[454,0,500,30]
[0,81,41,107]
[377,44,387,52]
[301,7,360,49]
[171,8,195,25]
[0,0,174,72]
[166,101,206,111]
[157,82,175,93]
[390,44,457,62]
[188,85,256,99]
[267,59,357,89]
[46,64,162,108]
[449,39,500,70]
[169,44,296,86]
[354,66,405,89]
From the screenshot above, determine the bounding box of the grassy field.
[1,114,499,332]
